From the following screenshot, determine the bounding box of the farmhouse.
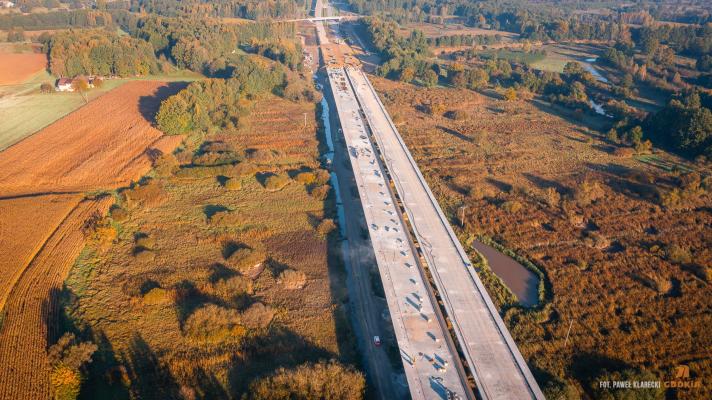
[55,78,74,92]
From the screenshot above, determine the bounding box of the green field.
[0,70,202,151]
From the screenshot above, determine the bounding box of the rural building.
[0,1,15,8]
[55,78,74,92]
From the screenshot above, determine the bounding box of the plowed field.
[0,81,184,196]
[0,52,46,85]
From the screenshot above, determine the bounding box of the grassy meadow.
[62,94,358,398]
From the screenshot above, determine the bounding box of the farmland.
[60,93,358,397]
[0,79,190,400]
[0,81,185,195]
[0,50,46,85]
[371,76,712,398]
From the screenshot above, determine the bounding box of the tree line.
[127,0,306,20]
[48,29,160,77]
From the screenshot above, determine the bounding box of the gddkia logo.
[666,365,702,389]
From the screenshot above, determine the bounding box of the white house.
[55,78,74,92]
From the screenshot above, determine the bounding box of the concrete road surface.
[346,67,545,400]
[328,67,469,400]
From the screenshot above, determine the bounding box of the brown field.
[0,51,46,85]
[0,80,188,400]
[0,81,185,196]
[60,94,356,397]
[0,194,81,312]
[372,76,712,399]
[0,196,113,400]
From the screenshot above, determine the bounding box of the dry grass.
[0,81,184,196]
[63,94,356,397]
[372,76,712,398]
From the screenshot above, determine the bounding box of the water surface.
[472,241,540,307]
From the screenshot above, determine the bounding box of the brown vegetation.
[372,76,712,399]
[0,81,184,196]
[0,196,112,400]
[60,95,358,397]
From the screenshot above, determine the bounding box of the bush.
[264,174,290,190]
[135,235,156,249]
[310,184,331,201]
[247,361,365,400]
[666,244,692,265]
[48,333,97,400]
[226,247,266,272]
[500,200,523,213]
[124,181,166,209]
[573,180,605,207]
[224,178,242,190]
[142,287,172,305]
[278,269,307,290]
[295,171,317,185]
[109,205,129,222]
[40,82,54,93]
[445,110,468,120]
[316,219,337,237]
[241,302,274,329]
[210,276,253,301]
[184,304,245,343]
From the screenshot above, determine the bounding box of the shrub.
[226,247,266,272]
[210,276,253,300]
[124,181,166,209]
[666,244,692,265]
[143,287,173,305]
[231,162,259,177]
[445,110,468,120]
[48,333,97,400]
[241,302,274,329]
[183,304,245,343]
[613,147,635,157]
[135,235,156,249]
[573,180,605,207]
[500,200,523,213]
[278,269,307,290]
[109,205,129,222]
[133,248,155,263]
[224,178,242,190]
[247,361,365,400]
[264,174,290,190]
[295,171,317,185]
[40,82,54,93]
[207,209,246,226]
[317,219,337,237]
[310,184,331,201]
[504,87,517,101]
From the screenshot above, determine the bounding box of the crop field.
[372,76,712,398]
[0,81,186,196]
[0,196,113,400]
[0,194,81,313]
[0,79,191,400]
[0,43,46,85]
[62,94,356,397]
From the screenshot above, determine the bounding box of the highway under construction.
[312,1,545,399]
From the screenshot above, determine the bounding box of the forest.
[47,30,160,77]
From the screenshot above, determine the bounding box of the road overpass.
[346,67,545,400]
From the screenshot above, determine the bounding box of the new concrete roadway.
[328,67,469,400]
[346,67,545,400]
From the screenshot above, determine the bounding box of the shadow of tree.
[120,333,181,399]
[137,82,189,124]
